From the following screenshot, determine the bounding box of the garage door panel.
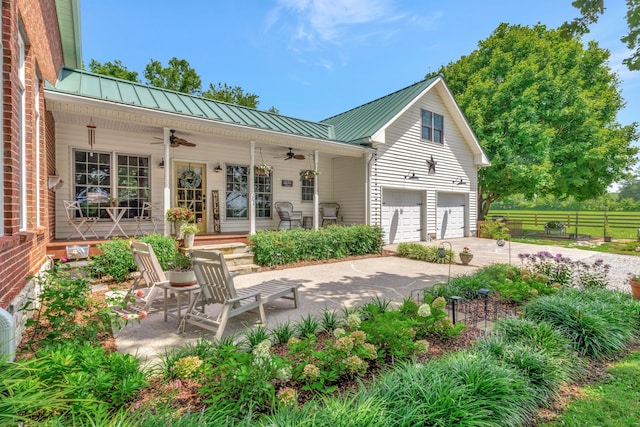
[382,190,422,243]
[437,193,465,239]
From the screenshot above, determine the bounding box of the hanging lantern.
[87,119,96,149]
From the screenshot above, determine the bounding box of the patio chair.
[179,249,301,339]
[320,202,340,226]
[64,200,99,240]
[128,241,199,319]
[133,202,160,236]
[275,201,303,230]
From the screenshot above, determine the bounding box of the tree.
[431,23,638,219]
[202,82,260,108]
[87,59,139,82]
[618,165,640,201]
[143,57,202,95]
[561,0,640,70]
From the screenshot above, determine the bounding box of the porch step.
[191,242,261,275]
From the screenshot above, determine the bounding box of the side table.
[302,216,313,229]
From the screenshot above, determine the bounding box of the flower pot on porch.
[183,232,195,249]
[459,253,473,265]
[630,279,640,300]
[173,220,185,239]
[167,270,197,287]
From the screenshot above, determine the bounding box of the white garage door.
[437,193,466,239]
[382,190,422,243]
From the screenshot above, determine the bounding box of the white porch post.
[163,127,171,236]
[249,140,256,235]
[313,150,319,230]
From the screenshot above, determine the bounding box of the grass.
[540,350,640,427]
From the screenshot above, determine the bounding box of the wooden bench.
[544,221,566,235]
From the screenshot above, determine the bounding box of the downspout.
[163,127,171,236]
[313,150,319,230]
[249,141,256,235]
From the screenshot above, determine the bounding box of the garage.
[437,193,466,239]
[382,189,423,243]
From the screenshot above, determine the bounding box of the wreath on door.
[180,169,202,188]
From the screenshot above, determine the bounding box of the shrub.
[248,225,383,266]
[396,242,455,263]
[524,289,640,359]
[480,218,510,239]
[517,251,611,289]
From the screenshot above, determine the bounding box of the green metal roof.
[49,68,336,141]
[55,0,82,69]
[321,76,439,143]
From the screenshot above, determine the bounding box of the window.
[421,109,444,143]
[301,177,315,202]
[254,172,272,218]
[73,150,150,219]
[18,32,26,230]
[225,165,272,218]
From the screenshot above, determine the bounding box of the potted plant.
[459,247,473,265]
[300,169,319,180]
[254,164,273,176]
[629,274,640,300]
[167,252,197,287]
[180,223,199,249]
[603,224,612,242]
[166,207,195,238]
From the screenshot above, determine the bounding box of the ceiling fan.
[279,147,305,160]
[152,130,196,148]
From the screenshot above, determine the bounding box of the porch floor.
[47,232,250,260]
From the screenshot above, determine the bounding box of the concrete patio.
[114,238,640,364]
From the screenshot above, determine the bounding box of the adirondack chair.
[129,241,199,319]
[179,249,301,339]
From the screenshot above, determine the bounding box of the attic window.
[421,110,444,143]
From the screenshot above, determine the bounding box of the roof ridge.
[321,76,439,122]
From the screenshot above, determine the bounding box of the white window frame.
[421,109,444,143]
[18,32,27,230]
[35,76,41,227]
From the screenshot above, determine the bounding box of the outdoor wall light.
[158,158,165,168]
[214,163,223,172]
[404,171,419,180]
[453,176,466,185]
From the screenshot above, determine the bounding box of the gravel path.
[578,252,640,292]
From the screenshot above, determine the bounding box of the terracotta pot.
[459,253,473,265]
[168,270,197,287]
[630,279,640,300]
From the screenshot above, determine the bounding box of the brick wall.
[1,0,63,339]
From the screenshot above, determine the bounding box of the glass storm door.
[174,162,206,233]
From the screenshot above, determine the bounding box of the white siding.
[331,157,366,225]
[54,124,339,237]
[371,90,478,240]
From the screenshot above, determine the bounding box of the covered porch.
[46,70,375,242]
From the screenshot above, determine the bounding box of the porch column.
[163,127,171,236]
[249,140,256,235]
[313,150,319,230]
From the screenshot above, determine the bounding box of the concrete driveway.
[115,238,639,363]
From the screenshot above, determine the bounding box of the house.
[1,0,489,352]
[0,0,82,353]
[45,70,488,245]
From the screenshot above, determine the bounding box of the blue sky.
[81,0,637,140]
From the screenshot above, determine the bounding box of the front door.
[174,162,206,232]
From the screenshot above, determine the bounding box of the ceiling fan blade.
[180,141,196,147]
[293,154,306,160]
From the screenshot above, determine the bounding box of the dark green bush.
[248,225,383,266]
[88,234,178,282]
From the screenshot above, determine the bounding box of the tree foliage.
[618,165,640,201]
[87,59,139,82]
[431,23,638,219]
[561,0,640,70]
[143,57,202,95]
[202,82,260,108]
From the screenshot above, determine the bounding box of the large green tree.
[87,59,139,82]
[562,0,640,70]
[143,57,202,95]
[431,23,638,219]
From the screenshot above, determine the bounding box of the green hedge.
[396,242,455,263]
[248,225,383,266]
